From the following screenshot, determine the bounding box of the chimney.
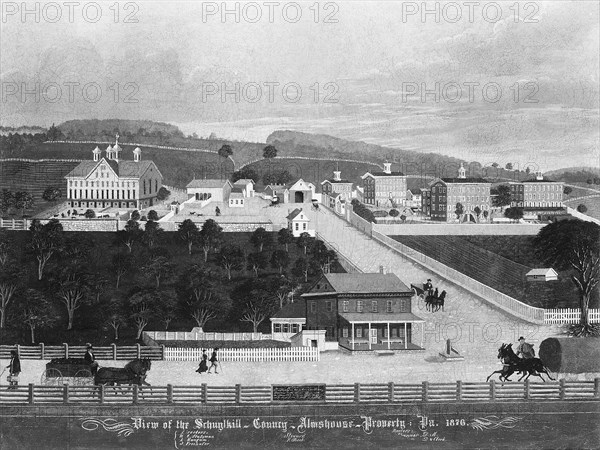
[333,170,341,181]
[383,162,392,174]
[536,171,543,181]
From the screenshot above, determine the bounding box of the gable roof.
[521,178,559,183]
[65,158,158,179]
[287,208,308,220]
[231,186,245,194]
[438,177,490,184]
[272,299,306,319]
[303,273,412,296]
[321,179,352,185]
[234,178,255,185]
[362,171,405,179]
[526,268,558,276]
[288,179,312,191]
[187,179,232,189]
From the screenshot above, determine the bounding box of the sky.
[1,1,598,169]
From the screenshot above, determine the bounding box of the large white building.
[65,136,163,209]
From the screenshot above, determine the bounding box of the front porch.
[338,339,423,352]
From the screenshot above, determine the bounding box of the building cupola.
[536,171,544,181]
[333,170,341,181]
[458,162,466,179]
[92,146,101,162]
[105,144,113,160]
[112,134,121,162]
[133,147,142,162]
[383,162,392,174]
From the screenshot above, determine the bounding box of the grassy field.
[391,235,586,308]
[0,230,344,346]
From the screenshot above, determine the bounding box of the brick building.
[321,170,353,201]
[361,163,407,208]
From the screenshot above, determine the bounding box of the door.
[370,329,378,344]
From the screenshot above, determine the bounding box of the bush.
[577,204,588,213]
[84,209,95,219]
[147,210,159,221]
[563,186,572,195]
[389,209,399,217]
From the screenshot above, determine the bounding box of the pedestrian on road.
[196,349,208,374]
[208,348,219,374]
[7,350,21,389]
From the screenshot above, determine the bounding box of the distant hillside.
[545,166,600,183]
[58,119,184,140]
[0,125,47,136]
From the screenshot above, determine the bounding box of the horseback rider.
[423,279,433,296]
[84,343,100,375]
[516,337,535,359]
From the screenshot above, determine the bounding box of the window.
[326,301,333,312]
[342,327,348,338]
[342,301,349,312]
[282,324,290,333]
[310,302,316,313]
[291,324,299,333]
[356,328,363,338]
[295,223,299,230]
[357,301,364,312]
[371,301,378,312]
[386,300,392,313]
[383,328,388,338]
[274,324,282,333]
[399,299,407,312]
[303,223,307,230]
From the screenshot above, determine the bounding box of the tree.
[104,300,127,340]
[455,203,464,220]
[118,219,141,253]
[492,184,511,208]
[240,291,277,332]
[525,167,531,174]
[247,252,268,277]
[187,287,222,329]
[293,256,310,282]
[141,255,175,288]
[483,210,489,220]
[0,231,11,267]
[20,289,57,344]
[219,245,245,280]
[178,219,200,255]
[218,144,233,158]
[474,206,482,222]
[505,163,513,170]
[0,278,17,328]
[130,210,141,221]
[250,227,272,252]
[311,240,338,274]
[87,272,108,304]
[563,186,573,195]
[156,186,171,201]
[504,207,524,221]
[157,289,178,330]
[129,289,158,339]
[389,209,399,217]
[0,190,14,215]
[55,270,89,330]
[42,187,62,203]
[28,219,64,280]
[232,167,258,183]
[278,227,295,252]
[199,219,223,262]
[533,221,600,335]
[297,232,313,255]
[47,123,65,141]
[400,214,407,223]
[13,191,34,216]
[111,252,134,289]
[577,204,588,213]
[147,210,159,221]
[84,209,96,219]
[263,145,278,159]
[142,220,163,249]
[491,162,499,168]
[271,250,290,274]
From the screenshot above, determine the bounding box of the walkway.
[306,207,561,364]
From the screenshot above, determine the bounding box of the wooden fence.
[0,218,26,230]
[164,347,319,362]
[144,331,272,342]
[0,344,164,360]
[0,380,598,405]
[544,309,600,324]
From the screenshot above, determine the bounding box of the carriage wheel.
[73,369,93,385]
[41,368,63,386]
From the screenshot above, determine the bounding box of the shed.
[526,268,558,282]
[539,337,600,373]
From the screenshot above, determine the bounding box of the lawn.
[0,230,345,346]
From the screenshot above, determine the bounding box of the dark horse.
[94,358,152,387]
[411,284,446,312]
[486,344,554,382]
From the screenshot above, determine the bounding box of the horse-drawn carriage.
[411,283,446,312]
[41,358,95,386]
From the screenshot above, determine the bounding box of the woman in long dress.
[196,350,208,374]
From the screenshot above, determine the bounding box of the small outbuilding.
[526,268,558,282]
[287,208,314,237]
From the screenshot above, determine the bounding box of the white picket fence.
[543,308,600,324]
[145,331,273,341]
[164,347,320,362]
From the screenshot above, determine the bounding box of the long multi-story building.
[361,162,407,208]
[429,164,491,222]
[65,135,163,210]
[519,172,564,208]
[321,170,353,201]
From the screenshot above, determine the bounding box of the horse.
[425,290,446,312]
[487,343,554,382]
[94,358,152,387]
[486,344,520,382]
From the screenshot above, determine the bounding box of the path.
[306,207,562,362]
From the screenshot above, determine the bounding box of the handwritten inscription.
[272,384,326,401]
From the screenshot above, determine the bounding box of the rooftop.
[439,177,491,184]
[272,299,306,319]
[186,179,231,189]
[364,171,406,177]
[308,273,413,295]
[65,158,155,178]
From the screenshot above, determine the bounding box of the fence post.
[388,382,394,402]
[524,380,530,400]
[161,344,165,361]
[354,383,360,403]
[64,343,69,359]
[133,385,139,405]
[112,343,117,360]
[40,343,44,360]
[559,379,566,400]
[99,385,105,404]
[422,381,429,402]
[63,384,69,404]
[16,344,20,357]
[595,378,600,399]
[456,380,462,402]
[489,380,496,401]
[236,384,242,404]
[137,344,141,359]
[167,384,173,404]
[28,384,35,405]
[202,384,207,403]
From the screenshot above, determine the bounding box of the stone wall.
[373,223,544,236]
[26,218,118,232]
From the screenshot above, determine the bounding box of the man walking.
[207,348,219,374]
[7,350,21,389]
